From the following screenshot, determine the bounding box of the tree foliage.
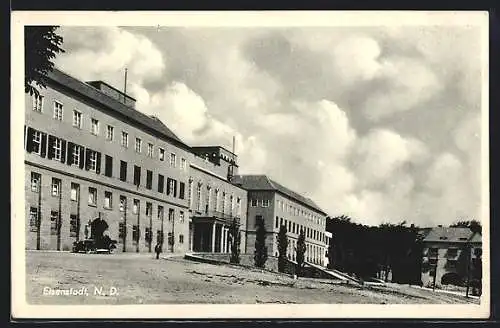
[450,219,482,234]
[277,224,288,273]
[326,215,423,284]
[295,229,306,276]
[25,26,65,96]
[229,218,241,264]
[254,216,268,268]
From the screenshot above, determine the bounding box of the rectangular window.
[33,94,43,112]
[159,148,165,161]
[275,216,279,229]
[167,178,175,196]
[120,161,127,182]
[158,206,164,220]
[147,143,154,158]
[237,197,242,217]
[106,125,114,141]
[88,187,97,206]
[133,199,139,214]
[262,199,270,207]
[179,234,184,244]
[146,170,153,190]
[168,208,174,221]
[91,118,99,135]
[196,184,202,211]
[119,222,126,242]
[251,199,257,207]
[72,110,82,128]
[135,138,142,153]
[105,155,113,177]
[180,211,185,223]
[293,222,296,234]
[29,207,38,232]
[179,182,185,199]
[51,178,61,196]
[32,131,42,155]
[170,153,176,167]
[53,101,63,120]
[145,227,152,244]
[70,183,79,201]
[104,191,112,209]
[121,131,129,148]
[181,158,187,170]
[87,150,98,172]
[52,138,62,161]
[132,225,140,243]
[72,144,81,166]
[50,211,59,235]
[222,193,226,213]
[70,214,79,237]
[428,248,438,257]
[120,195,126,212]
[31,172,41,192]
[133,165,141,186]
[188,180,193,207]
[158,174,164,193]
[146,202,152,217]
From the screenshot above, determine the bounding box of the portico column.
[224,228,229,253]
[220,225,225,253]
[211,222,216,253]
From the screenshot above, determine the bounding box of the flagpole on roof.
[123,68,128,103]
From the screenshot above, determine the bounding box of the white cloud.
[53,25,483,227]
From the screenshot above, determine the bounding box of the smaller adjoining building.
[232,175,329,266]
[421,226,482,287]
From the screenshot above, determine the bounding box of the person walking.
[155,242,162,260]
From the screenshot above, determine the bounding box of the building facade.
[232,175,329,266]
[24,68,242,254]
[421,226,482,286]
[187,147,247,254]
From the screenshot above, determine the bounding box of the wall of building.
[187,158,248,253]
[421,241,481,287]
[25,80,192,253]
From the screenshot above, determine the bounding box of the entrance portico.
[191,211,240,253]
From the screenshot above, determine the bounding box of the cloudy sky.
[53,23,485,227]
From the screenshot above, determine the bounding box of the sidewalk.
[410,285,480,300]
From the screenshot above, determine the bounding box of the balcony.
[191,208,241,226]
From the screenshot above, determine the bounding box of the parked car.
[72,236,117,254]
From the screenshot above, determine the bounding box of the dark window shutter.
[47,135,55,159]
[174,180,177,197]
[96,152,101,174]
[79,146,85,169]
[166,178,171,195]
[67,142,74,165]
[179,182,185,199]
[40,133,47,158]
[60,139,66,163]
[26,127,34,153]
[85,148,91,170]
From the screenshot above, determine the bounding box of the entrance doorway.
[90,217,109,249]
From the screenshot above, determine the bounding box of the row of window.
[276,199,324,226]
[187,180,242,217]
[26,126,187,200]
[30,173,187,222]
[28,206,186,246]
[250,199,271,207]
[31,95,188,170]
[275,216,326,243]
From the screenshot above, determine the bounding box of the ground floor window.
[50,211,59,235]
[132,225,140,244]
[179,234,184,244]
[145,227,152,246]
[70,214,79,237]
[29,207,38,232]
[118,222,126,243]
[156,230,164,244]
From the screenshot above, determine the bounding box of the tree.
[296,229,306,276]
[254,216,268,268]
[25,26,65,96]
[229,218,241,264]
[277,224,288,273]
[450,219,482,234]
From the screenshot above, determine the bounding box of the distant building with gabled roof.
[421,226,482,287]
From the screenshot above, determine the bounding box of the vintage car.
[72,236,117,254]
